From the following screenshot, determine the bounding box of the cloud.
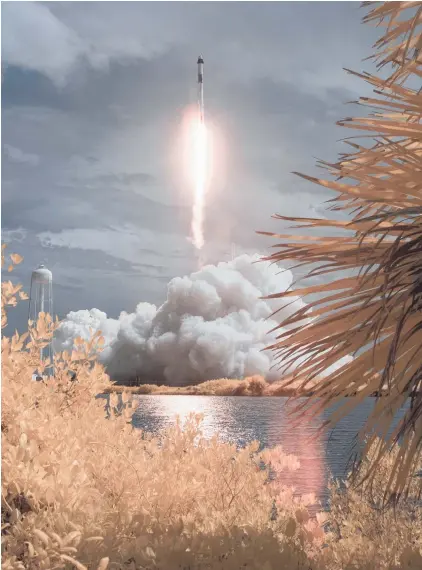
[35,226,268,280]
[3,144,39,166]
[1,2,180,87]
[2,2,378,90]
[37,226,191,269]
[1,227,28,244]
[54,253,352,385]
[2,2,88,87]
[54,253,303,384]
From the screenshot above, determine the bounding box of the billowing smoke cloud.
[53,254,348,385]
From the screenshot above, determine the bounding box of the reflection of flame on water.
[133,395,327,517]
[265,400,326,514]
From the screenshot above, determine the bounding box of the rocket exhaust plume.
[191,56,209,251]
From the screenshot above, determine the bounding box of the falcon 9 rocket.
[197,56,204,123]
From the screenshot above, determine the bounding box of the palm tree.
[261,1,422,502]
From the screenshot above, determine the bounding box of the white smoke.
[53,254,349,385]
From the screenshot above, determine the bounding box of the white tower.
[28,264,54,378]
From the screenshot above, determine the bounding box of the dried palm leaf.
[261,1,422,503]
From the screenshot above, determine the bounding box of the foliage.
[2,247,422,569]
[261,1,422,500]
[321,445,422,570]
[106,375,271,396]
[1,247,315,569]
[1,244,26,329]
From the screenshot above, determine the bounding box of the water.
[132,395,409,505]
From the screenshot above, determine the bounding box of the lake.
[131,395,409,506]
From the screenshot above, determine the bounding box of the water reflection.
[266,400,326,503]
[132,395,408,505]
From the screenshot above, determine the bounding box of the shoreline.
[101,375,422,399]
[102,379,393,398]
[103,386,309,397]
[103,390,389,398]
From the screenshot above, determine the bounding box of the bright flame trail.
[191,118,208,250]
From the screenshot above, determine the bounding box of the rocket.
[197,56,204,123]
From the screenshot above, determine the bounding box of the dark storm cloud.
[2,66,66,110]
[2,1,381,329]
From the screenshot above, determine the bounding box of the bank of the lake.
[103,375,392,398]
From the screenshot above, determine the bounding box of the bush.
[2,360,316,568]
[1,248,317,569]
[246,375,267,395]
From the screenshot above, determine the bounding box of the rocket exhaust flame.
[191,55,208,251]
[191,118,208,250]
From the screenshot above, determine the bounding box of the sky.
[1,1,380,334]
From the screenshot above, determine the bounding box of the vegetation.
[105,374,389,397]
[261,1,422,501]
[2,259,422,569]
[2,248,422,569]
[105,375,305,396]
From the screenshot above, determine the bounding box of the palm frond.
[261,1,422,502]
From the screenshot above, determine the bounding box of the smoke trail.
[54,254,351,385]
